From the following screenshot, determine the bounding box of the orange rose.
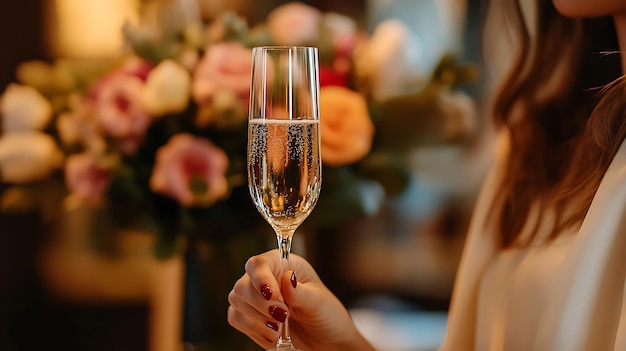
[319,86,374,166]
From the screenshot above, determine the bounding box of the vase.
[182,232,273,350]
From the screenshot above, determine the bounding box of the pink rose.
[267,2,321,45]
[192,42,252,106]
[319,86,374,166]
[65,152,111,205]
[319,13,358,89]
[94,74,151,155]
[89,58,153,97]
[150,133,229,207]
[91,59,154,155]
[320,65,349,88]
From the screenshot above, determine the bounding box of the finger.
[244,250,284,302]
[229,269,290,328]
[227,305,278,350]
[229,272,286,319]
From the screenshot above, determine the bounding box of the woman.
[227,0,626,350]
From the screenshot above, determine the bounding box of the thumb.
[278,269,360,346]
[279,269,351,337]
[279,270,323,313]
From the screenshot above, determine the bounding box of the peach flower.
[65,152,111,205]
[192,42,252,106]
[319,86,374,166]
[150,133,229,207]
[267,2,321,45]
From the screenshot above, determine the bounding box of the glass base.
[267,345,302,351]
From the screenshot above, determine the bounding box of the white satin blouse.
[439,132,626,351]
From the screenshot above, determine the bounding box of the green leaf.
[431,53,480,88]
[356,152,411,196]
[307,167,385,226]
[221,12,250,43]
[106,166,145,226]
[122,22,182,63]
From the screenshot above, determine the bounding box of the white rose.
[355,20,423,101]
[142,59,191,116]
[267,2,322,45]
[440,90,477,139]
[323,12,357,53]
[0,132,63,183]
[324,12,356,38]
[0,83,53,132]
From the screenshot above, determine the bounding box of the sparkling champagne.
[248,119,321,232]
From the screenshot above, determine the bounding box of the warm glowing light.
[49,0,139,58]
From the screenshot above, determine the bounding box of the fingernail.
[291,271,297,288]
[269,306,287,323]
[261,284,273,301]
[266,321,279,331]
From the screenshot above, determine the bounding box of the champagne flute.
[247,46,321,351]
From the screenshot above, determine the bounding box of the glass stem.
[276,230,295,348]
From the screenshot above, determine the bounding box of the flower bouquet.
[0,1,477,258]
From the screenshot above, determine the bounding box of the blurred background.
[0,0,497,350]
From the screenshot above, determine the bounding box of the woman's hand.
[227,249,376,351]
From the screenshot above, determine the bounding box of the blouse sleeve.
[614,277,626,351]
[613,210,626,351]
[437,130,508,351]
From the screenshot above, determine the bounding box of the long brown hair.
[490,0,625,248]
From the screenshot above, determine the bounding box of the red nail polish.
[269,305,287,323]
[261,284,273,301]
[266,321,279,331]
[291,271,297,288]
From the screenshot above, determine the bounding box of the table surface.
[350,307,447,351]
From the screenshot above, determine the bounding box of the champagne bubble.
[247,119,321,229]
